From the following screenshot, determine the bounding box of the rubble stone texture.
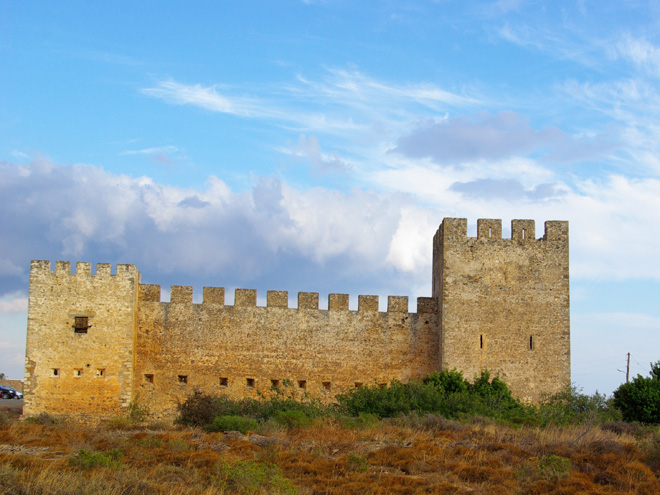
[23,218,570,420]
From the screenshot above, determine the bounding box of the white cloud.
[0,293,27,314]
[283,134,351,174]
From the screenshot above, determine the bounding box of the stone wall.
[134,287,439,419]
[434,218,570,402]
[22,217,571,420]
[23,261,139,420]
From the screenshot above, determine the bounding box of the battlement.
[139,283,437,314]
[434,218,568,244]
[30,260,139,279]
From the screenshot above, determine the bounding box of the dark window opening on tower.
[178,375,187,384]
[73,316,90,334]
[480,335,483,349]
[529,336,534,350]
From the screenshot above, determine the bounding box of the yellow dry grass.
[0,414,658,494]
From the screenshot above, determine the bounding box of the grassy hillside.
[0,409,659,494]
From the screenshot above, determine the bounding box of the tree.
[0,373,5,380]
[613,360,660,424]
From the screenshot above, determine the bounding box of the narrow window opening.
[74,368,83,377]
[219,377,228,387]
[480,335,483,349]
[246,378,255,388]
[73,316,90,334]
[522,228,526,240]
[271,379,280,388]
[297,380,306,390]
[96,368,105,378]
[322,381,331,391]
[177,375,187,384]
[52,368,60,377]
[355,382,363,388]
[144,374,154,383]
[488,227,492,238]
[529,336,534,350]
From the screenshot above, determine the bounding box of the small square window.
[246,378,255,388]
[52,368,60,377]
[144,374,154,383]
[271,379,280,388]
[297,380,306,390]
[96,368,105,378]
[178,375,188,384]
[322,381,331,391]
[74,369,83,377]
[219,377,228,387]
[73,316,90,334]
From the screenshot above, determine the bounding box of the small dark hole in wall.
[298,380,306,389]
[271,379,280,388]
[529,336,534,350]
[322,381,331,391]
[480,335,483,349]
[74,369,82,377]
[219,377,228,387]
[246,378,255,388]
[52,368,59,377]
[73,316,90,334]
[144,374,154,383]
[96,368,105,378]
[178,375,187,384]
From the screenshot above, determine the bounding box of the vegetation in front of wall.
[176,368,627,431]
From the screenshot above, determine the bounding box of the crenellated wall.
[135,287,439,418]
[434,219,570,402]
[24,261,140,420]
[23,217,570,420]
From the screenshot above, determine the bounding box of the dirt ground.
[0,399,22,420]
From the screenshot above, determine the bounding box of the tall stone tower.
[23,261,140,419]
[433,218,570,401]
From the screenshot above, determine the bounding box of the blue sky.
[2,1,659,394]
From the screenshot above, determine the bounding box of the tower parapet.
[433,218,570,402]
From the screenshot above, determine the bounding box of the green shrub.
[272,410,313,428]
[205,415,259,434]
[424,369,469,394]
[70,449,123,470]
[613,362,660,424]
[215,459,297,494]
[539,385,621,426]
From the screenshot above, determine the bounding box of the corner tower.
[433,218,570,401]
[24,261,140,420]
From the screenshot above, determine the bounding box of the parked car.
[0,385,22,399]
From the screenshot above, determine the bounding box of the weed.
[23,412,64,426]
[347,452,369,472]
[167,437,190,452]
[537,454,571,481]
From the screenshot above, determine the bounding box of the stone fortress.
[23,218,570,421]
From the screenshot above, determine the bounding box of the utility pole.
[626,352,630,383]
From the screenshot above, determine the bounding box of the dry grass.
[0,414,658,494]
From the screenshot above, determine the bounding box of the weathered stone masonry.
[23,218,570,420]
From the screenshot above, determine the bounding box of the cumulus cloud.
[450,178,566,201]
[0,293,27,314]
[392,111,612,165]
[286,134,351,174]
